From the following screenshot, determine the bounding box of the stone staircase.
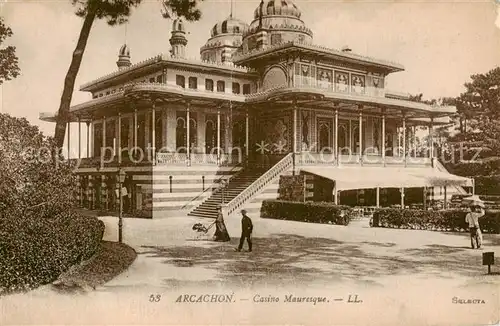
[188,168,266,219]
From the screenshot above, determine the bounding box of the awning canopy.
[300,167,473,191]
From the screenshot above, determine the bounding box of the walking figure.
[465,203,484,249]
[236,209,253,252]
[214,206,230,242]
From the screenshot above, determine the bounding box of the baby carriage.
[192,222,215,239]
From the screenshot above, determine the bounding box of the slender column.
[358,108,363,165]
[334,108,339,166]
[349,119,352,151]
[443,186,448,209]
[151,103,156,165]
[186,101,190,166]
[77,117,81,160]
[333,184,338,205]
[117,113,122,164]
[292,100,298,175]
[217,107,221,165]
[412,125,417,158]
[429,116,434,164]
[381,113,386,165]
[400,187,405,209]
[376,187,380,208]
[245,109,249,161]
[90,120,94,158]
[67,121,71,159]
[133,108,138,149]
[86,121,90,158]
[102,117,106,158]
[423,187,427,210]
[402,113,406,166]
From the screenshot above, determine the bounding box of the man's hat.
[241,209,247,214]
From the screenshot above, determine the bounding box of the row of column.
[68,101,250,166]
[290,105,436,166]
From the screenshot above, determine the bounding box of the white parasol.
[462,195,485,208]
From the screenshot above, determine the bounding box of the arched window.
[176,117,186,153]
[318,123,331,153]
[205,120,216,154]
[155,115,162,151]
[221,20,228,33]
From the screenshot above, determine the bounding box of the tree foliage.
[0,17,20,84]
[54,0,204,149]
[0,113,77,219]
[452,67,500,157]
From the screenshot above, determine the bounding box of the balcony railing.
[293,78,386,98]
[295,152,432,167]
[156,153,243,166]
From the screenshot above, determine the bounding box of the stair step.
[188,167,267,217]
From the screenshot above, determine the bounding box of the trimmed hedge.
[0,212,104,295]
[372,208,500,234]
[261,200,353,225]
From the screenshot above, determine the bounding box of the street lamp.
[117,168,126,243]
[221,179,227,204]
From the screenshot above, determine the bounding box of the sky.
[1,0,500,140]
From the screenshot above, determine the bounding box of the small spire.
[230,0,233,17]
[258,0,264,29]
[117,44,131,70]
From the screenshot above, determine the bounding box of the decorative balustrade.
[156,152,243,166]
[294,152,432,167]
[221,153,294,217]
[297,152,335,165]
[293,80,386,98]
[156,153,188,165]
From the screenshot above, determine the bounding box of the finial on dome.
[116,44,131,70]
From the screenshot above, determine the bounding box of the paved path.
[2,214,499,325]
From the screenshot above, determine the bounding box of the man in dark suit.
[236,209,253,252]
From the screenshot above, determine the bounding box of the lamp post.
[117,168,126,243]
[221,179,227,204]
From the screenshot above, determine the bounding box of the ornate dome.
[210,16,249,37]
[253,0,302,20]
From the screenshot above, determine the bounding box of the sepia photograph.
[0,0,499,324]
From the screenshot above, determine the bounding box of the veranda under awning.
[300,167,472,191]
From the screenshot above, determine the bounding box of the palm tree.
[53,0,203,149]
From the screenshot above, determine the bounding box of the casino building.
[40,0,472,219]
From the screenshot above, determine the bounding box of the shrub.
[261,200,353,225]
[0,212,104,295]
[0,113,77,219]
[372,208,500,234]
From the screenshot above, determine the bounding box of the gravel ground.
[1,214,498,325]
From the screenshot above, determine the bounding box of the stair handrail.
[221,153,294,217]
[180,164,242,210]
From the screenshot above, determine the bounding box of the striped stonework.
[76,164,242,218]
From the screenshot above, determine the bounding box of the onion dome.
[201,15,248,63]
[116,44,131,70]
[253,0,302,19]
[119,44,130,57]
[210,16,249,37]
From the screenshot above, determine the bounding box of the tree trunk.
[53,10,96,149]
